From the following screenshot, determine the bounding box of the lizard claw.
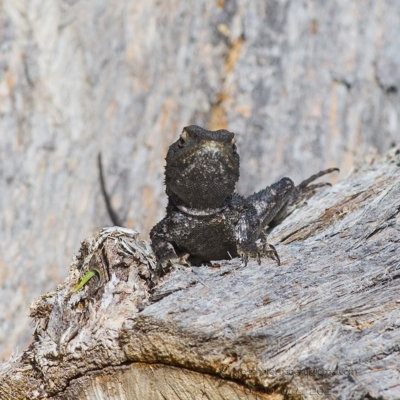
[240,252,249,267]
[256,235,280,266]
[263,243,280,266]
[257,231,280,265]
[298,167,339,189]
[294,167,340,205]
[238,237,280,267]
[158,253,191,274]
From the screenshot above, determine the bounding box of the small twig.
[98,152,123,227]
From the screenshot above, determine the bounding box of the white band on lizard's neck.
[176,204,226,216]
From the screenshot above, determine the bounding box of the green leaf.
[72,270,97,293]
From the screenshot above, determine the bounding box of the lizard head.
[165,125,240,209]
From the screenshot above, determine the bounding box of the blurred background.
[0,0,399,359]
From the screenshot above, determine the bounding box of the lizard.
[148,125,338,270]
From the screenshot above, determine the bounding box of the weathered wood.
[1,149,399,399]
[1,0,400,359]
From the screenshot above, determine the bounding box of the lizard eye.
[231,138,237,152]
[178,130,188,148]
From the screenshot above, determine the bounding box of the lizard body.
[150,125,338,269]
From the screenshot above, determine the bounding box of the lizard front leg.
[150,217,190,274]
[240,170,338,265]
[235,206,280,266]
[234,178,295,265]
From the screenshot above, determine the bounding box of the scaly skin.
[150,125,338,271]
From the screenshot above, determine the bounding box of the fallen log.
[1,148,400,399]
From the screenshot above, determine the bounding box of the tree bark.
[1,149,399,399]
[1,0,400,361]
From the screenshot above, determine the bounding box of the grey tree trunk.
[1,149,399,399]
[1,0,399,359]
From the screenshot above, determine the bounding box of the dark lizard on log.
[150,125,338,270]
